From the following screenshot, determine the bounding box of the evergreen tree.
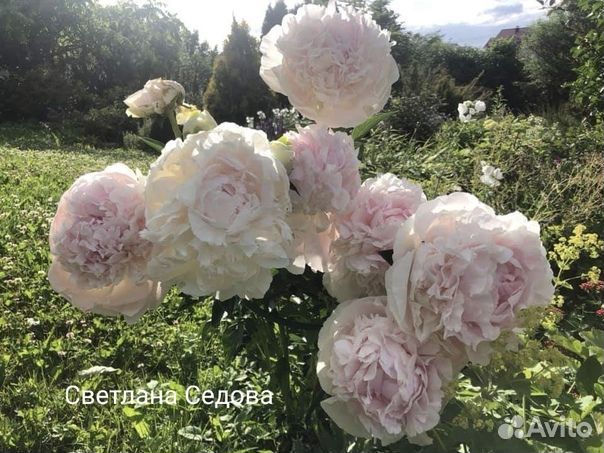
[261,0,289,36]
[203,19,275,124]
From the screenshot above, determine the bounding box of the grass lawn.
[0,141,285,453]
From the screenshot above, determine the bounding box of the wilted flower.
[386,193,554,363]
[317,296,453,445]
[48,164,164,324]
[143,123,292,300]
[480,161,504,187]
[124,78,185,118]
[260,1,399,127]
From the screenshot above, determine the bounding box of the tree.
[261,0,289,36]
[568,0,604,117]
[519,11,576,105]
[0,0,215,142]
[203,19,275,124]
[368,0,412,66]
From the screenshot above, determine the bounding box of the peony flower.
[324,174,426,301]
[385,193,554,363]
[143,123,292,300]
[48,164,164,323]
[286,212,335,274]
[286,124,361,214]
[480,161,503,188]
[475,100,486,112]
[124,78,185,118]
[317,296,453,445]
[260,1,399,128]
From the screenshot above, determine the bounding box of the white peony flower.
[475,100,486,112]
[480,161,504,187]
[143,123,293,300]
[124,78,185,118]
[260,1,399,128]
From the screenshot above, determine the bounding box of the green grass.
[0,143,283,453]
[0,119,602,453]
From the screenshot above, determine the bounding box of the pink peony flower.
[48,164,163,323]
[324,173,426,301]
[260,1,399,128]
[286,124,361,215]
[317,296,452,445]
[386,192,554,363]
[143,123,292,300]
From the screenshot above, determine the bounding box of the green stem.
[279,324,294,424]
[167,109,182,140]
[245,300,322,331]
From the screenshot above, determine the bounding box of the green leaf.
[122,406,141,418]
[133,420,150,438]
[351,112,393,141]
[137,136,165,152]
[593,382,604,399]
[576,356,602,394]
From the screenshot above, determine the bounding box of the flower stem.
[245,300,322,331]
[167,109,182,140]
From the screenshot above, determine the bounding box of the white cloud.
[396,0,545,28]
[99,0,546,48]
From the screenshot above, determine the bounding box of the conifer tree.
[203,19,275,123]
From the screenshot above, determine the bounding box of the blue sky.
[100,0,548,48]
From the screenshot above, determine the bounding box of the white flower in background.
[246,116,255,128]
[260,1,399,128]
[124,78,185,118]
[458,100,486,122]
[480,160,504,187]
[386,192,554,364]
[317,296,453,445]
[324,174,426,301]
[48,164,164,324]
[26,318,40,327]
[143,123,293,300]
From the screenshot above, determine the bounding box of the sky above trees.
[99,0,546,47]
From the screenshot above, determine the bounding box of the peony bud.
[269,137,294,172]
[183,110,218,136]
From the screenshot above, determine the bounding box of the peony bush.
[47,1,558,448]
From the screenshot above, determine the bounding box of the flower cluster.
[480,160,504,187]
[458,99,486,122]
[48,0,553,447]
